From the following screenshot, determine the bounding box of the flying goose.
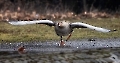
[8,20,111,46]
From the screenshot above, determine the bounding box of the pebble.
[72,60,85,63]
[54,61,61,63]
[4,60,11,63]
[61,60,69,63]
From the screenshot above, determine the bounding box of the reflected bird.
[9,20,111,46]
[18,46,26,54]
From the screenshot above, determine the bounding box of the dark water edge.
[0,38,120,63]
[0,48,120,63]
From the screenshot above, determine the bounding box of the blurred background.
[0,0,120,21]
[0,1,120,63]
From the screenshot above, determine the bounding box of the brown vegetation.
[0,9,118,21]
[0,0,119,21]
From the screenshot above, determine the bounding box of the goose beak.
[58,23,64,28]
[58,24,61,27]
[58,22,61,26]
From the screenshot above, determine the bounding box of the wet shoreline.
[0,38,120,63]
[0,38,120,53]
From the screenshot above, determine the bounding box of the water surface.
[0,38,120,63]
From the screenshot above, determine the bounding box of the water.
[0,38,120,63]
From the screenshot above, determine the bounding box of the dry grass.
[0,18,120,42]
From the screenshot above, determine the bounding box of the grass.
[0,18,120,42]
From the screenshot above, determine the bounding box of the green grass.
[0,18,120,42]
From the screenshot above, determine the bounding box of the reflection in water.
[0,48,120,63]
[0,38,120,63]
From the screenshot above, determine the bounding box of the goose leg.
[60,36,63,42]
[65,33,72,42]
[59,36,65,46]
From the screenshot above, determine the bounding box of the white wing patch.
[71,22,111,33]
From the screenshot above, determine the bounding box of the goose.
[8,20,111,46]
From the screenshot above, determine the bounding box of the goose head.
[57,21,70,28]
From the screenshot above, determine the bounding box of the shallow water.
[0,38,120,63]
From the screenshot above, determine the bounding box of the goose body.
[55,21,73,36]
[9,20,111,46]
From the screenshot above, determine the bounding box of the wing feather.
[8,20,55,26]
[71,22,111,33]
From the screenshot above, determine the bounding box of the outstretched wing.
[71,22,111,33]
[8,20,55,26]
